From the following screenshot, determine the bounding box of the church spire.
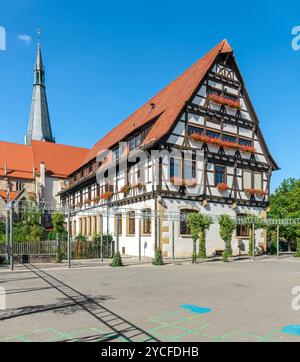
[25,31,55,145]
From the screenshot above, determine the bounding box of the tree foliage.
[219,214,235,260]
[13,208,46,242]
[269,178,300,244]
[187,213,213,259]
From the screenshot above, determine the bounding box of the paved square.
[0,258,300,342]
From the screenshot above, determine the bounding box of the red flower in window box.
[190,133,256,154]
[217,183,229,192]
[100,191,113,200]
[208,94,241,109]
[245,188,266,196]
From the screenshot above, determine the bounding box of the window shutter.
[243,170,252,189]
[254,173,262,190]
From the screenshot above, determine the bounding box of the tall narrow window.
[206,130,220,139]
[184,160,196,180]
[187,125,203,136]
[180,209,194,235]
[222,134,236,143]
[215,165,226,185]
[239,138,251,146]
[236,214,250,237]
[114,214,122,235]
[243,170,252,189]
[170,158,181,179]
[127,211,135,235]
[254,173,262,190]
[142,209,151,235]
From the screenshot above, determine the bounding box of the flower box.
[208,93,241,109]
[245,188,267,196]
[217,183,229,192]
[190,133,256,154]
[120,185,131,194]
[170,177,196,187]
[100,191,113,200]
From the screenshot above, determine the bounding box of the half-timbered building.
[60,39,278,257]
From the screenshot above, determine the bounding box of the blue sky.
[0,0,299,191]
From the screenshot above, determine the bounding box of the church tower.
[25,32,55,145]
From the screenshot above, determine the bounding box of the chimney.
[40,162,46,187]
[4,162,7,176]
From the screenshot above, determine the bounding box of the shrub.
[219,214,235,258]
[187,212,212,259]
[110,251,123,267]
[295,238,300,258]
[152,248,164,265]
[270,230,277,255]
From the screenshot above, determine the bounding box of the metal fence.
[0,240,115,259]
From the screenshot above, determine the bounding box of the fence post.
[106,205,109,257]
[5,211,9,262]
[100,215,103,262]
[67,210,71,269]
[9,206,13,271]
[116,214,120,254]
[252,223,255,262]
[277,223,280,260]
[172,220,175,260]
[138,218,141,261]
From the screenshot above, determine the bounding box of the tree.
[187,212,213,259]
[51,212,67,263]
[295,238,300,258]
[13,207,46,242]
[269,178,300,249]
[270,230,277,255]
[242,216,266,257]
[219,214,235,262]
[52,212,67,240]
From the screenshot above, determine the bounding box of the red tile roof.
[0,142,34,179]
[0,140,89,180]
[0,190,21,201]
[81,39,233,166]
[31,141,89,177]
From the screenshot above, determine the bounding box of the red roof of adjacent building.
[81,39,233,166]
[0,140,89,180]
[0,190,21,201]
[0,142,34,179]
[31,141,89,177]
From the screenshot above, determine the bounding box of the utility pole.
[138,218,141,261]
[277,223,280,260]
[67,209,71,269]
[252,223,255,262]
[9,203,14,271]
[5,210,9,262]
[100,214,103,262]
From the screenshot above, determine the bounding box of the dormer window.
[128,133,142,151]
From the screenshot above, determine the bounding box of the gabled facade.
[60,40,278,257]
